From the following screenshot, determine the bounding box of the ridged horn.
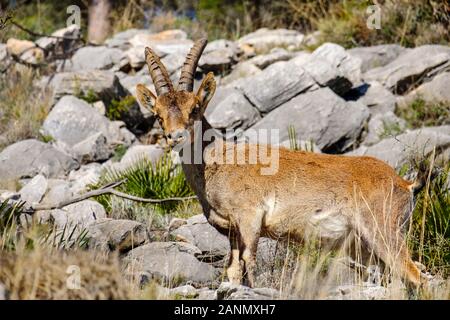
[178,38,208,92]
[144,46,173,95]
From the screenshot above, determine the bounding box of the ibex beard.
[136,38,426,292]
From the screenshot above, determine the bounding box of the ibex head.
[136,38,216,147]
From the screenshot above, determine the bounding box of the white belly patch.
[308,208,349,240]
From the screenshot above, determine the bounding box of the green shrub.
[107,95,136,120]
[396,98,450,129]
[409,167,450,277]
[92,154,195,218]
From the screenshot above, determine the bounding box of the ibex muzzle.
[136,39,426,291]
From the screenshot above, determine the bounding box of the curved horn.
[144,47,173,95]
[178,38,208,92]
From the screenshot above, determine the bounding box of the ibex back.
[136,39,424,289]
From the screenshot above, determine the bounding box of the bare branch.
[28,179,197,213]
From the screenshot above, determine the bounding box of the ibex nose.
[167,129,188,146]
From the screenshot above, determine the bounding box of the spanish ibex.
[136,38,425,289]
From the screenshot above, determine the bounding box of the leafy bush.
[396,98,450,129]
[92,154,196,220]
[409,167,450,277]
[107,95,136,120]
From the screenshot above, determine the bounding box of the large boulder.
[397,72,450,107]
[311,43,362,86]
[239,59,317,113]
[358,81,397,115]
[49,70,125,104]
[216,282,279,300]
[49,200,107,230]
[205,87,261,131]
[107,144,166,173]
[248,48,293,69]
[19,174,48,206]
[363,45,450,94]
[347,44,407,72]
[246,88,370,152]
[349,126,450,170]
[123,242,220,287]
[87,218,149,252]
[291,51,353,96]
[42,96,129,159]
[66,46,125,71]
[171,214,229,261]
[105,29,151,50]
[0,139,78,180]
[125,30,191,69]
[238,28,304,53]
[220,61,261,85]
[363,111,406,146]
[199,40,242,73]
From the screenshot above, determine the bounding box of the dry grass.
[0,246,134,300]
[0,66,52,151]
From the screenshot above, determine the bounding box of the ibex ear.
[196,72,216,111]
[136,84,157,113]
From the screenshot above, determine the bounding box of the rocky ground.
[0,26,449,300]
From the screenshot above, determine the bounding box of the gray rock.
[0,43,10,71]
[199,40,242,73]
[246,88,370,152]
[42,96,126,148]
[312,43,362,86]
[67,46,124,71]
[41,179,73,206]
[50,199,107,230]
[169,285,199,298]
[397,72,450,107]
[220,61,261,85]
[349,126,450,170]
[126,33,192,69]
[205,87,261,131]
[35,24,81,52]
[68,163,102,195]
[72,132,113,163]
[19,174,48,205]
[105,29,151,50]
[0,282,7,300]
[49,70,125,104]
[238,28,304,53]
[161,52,186,75]
[359,81,397,115]
[248,48,293,69]
[0,139,78,180]
[123,242,220,287]
[348,44,407,72]
[327,283,388,300]
[216,282,279,300]
[171,214,229,261]
[363,111,406,146]
[364,45,450,94]
[109,144,166,172]
[292,52,353,96]
[240,60,316,113]
[197,288,216,300]
[87,218,148,252]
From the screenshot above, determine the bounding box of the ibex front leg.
[236,212,264,287]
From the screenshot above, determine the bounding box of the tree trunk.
[88,0,111,44]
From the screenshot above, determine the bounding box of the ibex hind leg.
[357,222,422,292]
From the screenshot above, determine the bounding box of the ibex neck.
[179,117,222,212]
